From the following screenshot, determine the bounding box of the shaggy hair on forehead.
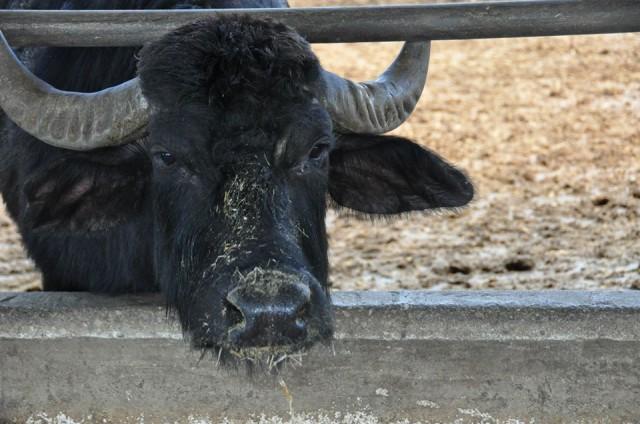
[138,17,321,127]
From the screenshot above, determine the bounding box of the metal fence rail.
[1,0,639,47]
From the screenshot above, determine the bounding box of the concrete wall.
[1,291,639,423]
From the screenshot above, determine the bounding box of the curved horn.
[0,30,149,151]
[317,41,430,134]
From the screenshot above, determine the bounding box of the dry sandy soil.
[1,0,639,292]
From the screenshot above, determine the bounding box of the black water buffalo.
[0,0,473,364]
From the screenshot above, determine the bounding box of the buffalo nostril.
[223,299,244,327]
[294,303,308,327]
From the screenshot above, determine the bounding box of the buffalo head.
[0,17,473,365]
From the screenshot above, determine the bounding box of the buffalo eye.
[153,151,176,167]
[308,141,330,162]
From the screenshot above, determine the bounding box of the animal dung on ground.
[504,257,535,272]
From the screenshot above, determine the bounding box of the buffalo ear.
[328,134,473,214]
[23,148,149,233]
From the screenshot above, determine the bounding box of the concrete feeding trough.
[1,290,640,423]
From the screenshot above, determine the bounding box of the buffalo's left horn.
[0,30,149,151]
[317,41,430,134]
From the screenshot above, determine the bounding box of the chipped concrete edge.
[1,290,640,341]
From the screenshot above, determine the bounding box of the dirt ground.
[1,1,638,292]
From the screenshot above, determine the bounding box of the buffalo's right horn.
[0,30,149,151]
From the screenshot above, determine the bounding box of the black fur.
[0,0,473,360]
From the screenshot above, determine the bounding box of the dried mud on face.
[0,6,638,292]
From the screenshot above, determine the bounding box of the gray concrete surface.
[1,291,640,423]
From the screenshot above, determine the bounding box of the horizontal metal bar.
[2,290,640,422]
[0,0,639,47]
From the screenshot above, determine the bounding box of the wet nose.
[225,282,312,348]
